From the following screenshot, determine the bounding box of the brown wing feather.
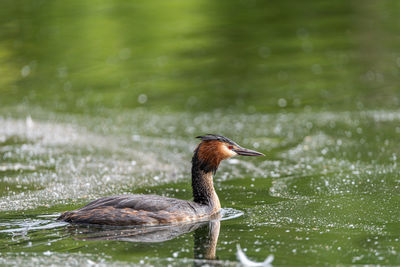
[58,194,212,226]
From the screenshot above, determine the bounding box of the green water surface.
[0,0,399,266]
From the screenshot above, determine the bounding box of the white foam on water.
[236,244,274,267]
[1,107,399,218]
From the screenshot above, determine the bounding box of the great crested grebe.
[58,134,264,226]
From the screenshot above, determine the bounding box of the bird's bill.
[233,147,265,156]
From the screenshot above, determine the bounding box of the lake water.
[0,1,399,266]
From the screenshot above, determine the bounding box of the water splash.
[236,244,274,267]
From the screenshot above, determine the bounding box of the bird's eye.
[228,146,233,150]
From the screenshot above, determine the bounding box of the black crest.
[196,134,239,147]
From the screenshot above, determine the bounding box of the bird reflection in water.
[67,215,221,262]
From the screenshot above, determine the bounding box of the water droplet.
[21,65,31,77]
[138,94,148,104]
[278,98,287,107]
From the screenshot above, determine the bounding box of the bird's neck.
[191,149,221,212]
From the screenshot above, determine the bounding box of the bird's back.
[58,194,212,226]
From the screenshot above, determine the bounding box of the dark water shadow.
[68,219,216,243]
[64,212,233,264]
[68,220,221,263]
[65,207,241,243]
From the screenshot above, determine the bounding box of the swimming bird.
[58,134,264,226]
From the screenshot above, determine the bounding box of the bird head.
[193,134,264,173]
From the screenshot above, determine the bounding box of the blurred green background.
[1,1,400,266]
[1,0,399,113]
